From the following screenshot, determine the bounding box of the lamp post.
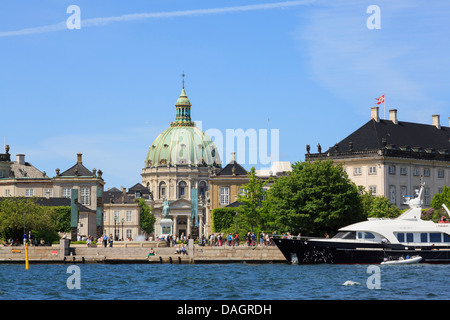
[114,214,118,241]
[121,218,125,241]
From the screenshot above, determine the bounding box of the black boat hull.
[274,238,450,264]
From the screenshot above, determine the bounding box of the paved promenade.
[0,240,286,264]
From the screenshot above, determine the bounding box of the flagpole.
[384,94,386,119]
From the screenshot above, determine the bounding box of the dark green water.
[0,263,447,300]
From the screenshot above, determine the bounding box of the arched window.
[159,181,167,199]
[179,181,187,198]
[198,181,207,199]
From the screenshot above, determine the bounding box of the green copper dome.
[145,87,221,168]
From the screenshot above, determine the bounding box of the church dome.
[145,86,221,168]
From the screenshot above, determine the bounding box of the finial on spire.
[181,72,185,89]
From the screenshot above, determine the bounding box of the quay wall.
[0,240,286,264]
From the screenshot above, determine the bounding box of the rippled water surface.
[0,263,448,300]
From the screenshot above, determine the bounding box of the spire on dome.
[171,75,194,127]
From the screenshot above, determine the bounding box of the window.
[126,229,132,239]
[389,185,396,204]
[389,165,396,175]
[357,232,375,239]
[396,233,405,242]
[368,166,377,175]
[413,168,420,176]
[424,188,431,206]
[424,168,430,177]
[45,189,53,197]
[430,233,442,243]
[198,181,207,199]
[406,233,413,242]
[444,234,450,243]
[401,186,407,204]
[62,188,72,198]
[369,186,377,196]
[80,187,90,205]
[438,169,445,179]
[420,233,428,242]
[353,167,362,176]
[25,189,34,197]
[400,167,407,175]
[5,189,10,197]
[126,210,132,222]
[159,182,166,199]
[220,187,230,205]
[114,211,120,221]
[179,181,187,198]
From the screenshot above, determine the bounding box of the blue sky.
[1,0,449,189]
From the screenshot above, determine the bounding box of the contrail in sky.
[0,0,315,37]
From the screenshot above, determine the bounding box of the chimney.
[371,106,380,122]
[389,109,398,125]
[77,153,82,164]
[16,154,25,165]
[432,115,441,129]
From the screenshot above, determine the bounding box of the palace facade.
[305,107,450,208]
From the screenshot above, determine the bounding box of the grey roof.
[59,163,94,177]
[103,188,135,204]
[10,162,49,179]
[328,119,450,153]
[216,160,248,176]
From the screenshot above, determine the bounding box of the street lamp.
[114,214,118,241]
[121,218,125,240]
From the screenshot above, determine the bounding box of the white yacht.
[274,184,450,264]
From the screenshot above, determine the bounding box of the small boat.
[381,255,422,265]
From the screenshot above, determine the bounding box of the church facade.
[141,85,221,239]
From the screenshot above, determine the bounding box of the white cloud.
[0,0,316,37]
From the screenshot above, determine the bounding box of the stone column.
[187,215,191,237]
[173,217,178,238]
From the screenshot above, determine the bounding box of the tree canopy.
[0,197,60,243]
[266,160,365,236]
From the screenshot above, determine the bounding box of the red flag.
[376,95,385,105]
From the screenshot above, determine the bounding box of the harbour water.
[0,263,448,300]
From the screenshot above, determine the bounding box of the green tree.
[236,167,272,233]
[358,186,402,218]
[51,206,71,233]
[431,185,450,211]
[138,198,156,236]
[0,197,56,242]
[267,160,364,236]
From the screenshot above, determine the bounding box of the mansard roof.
[328,119,450,154]
[216,160,248,176]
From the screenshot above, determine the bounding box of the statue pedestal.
[160,218,173,239]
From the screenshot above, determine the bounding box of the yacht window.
[420,233,428,242]
[333,232,346,239]
[430,233,442,243]
[364,232,375,239]
[343,232,356,239]
[396,233,405,242]
[444,234,450,243]
[406,233,414,242]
